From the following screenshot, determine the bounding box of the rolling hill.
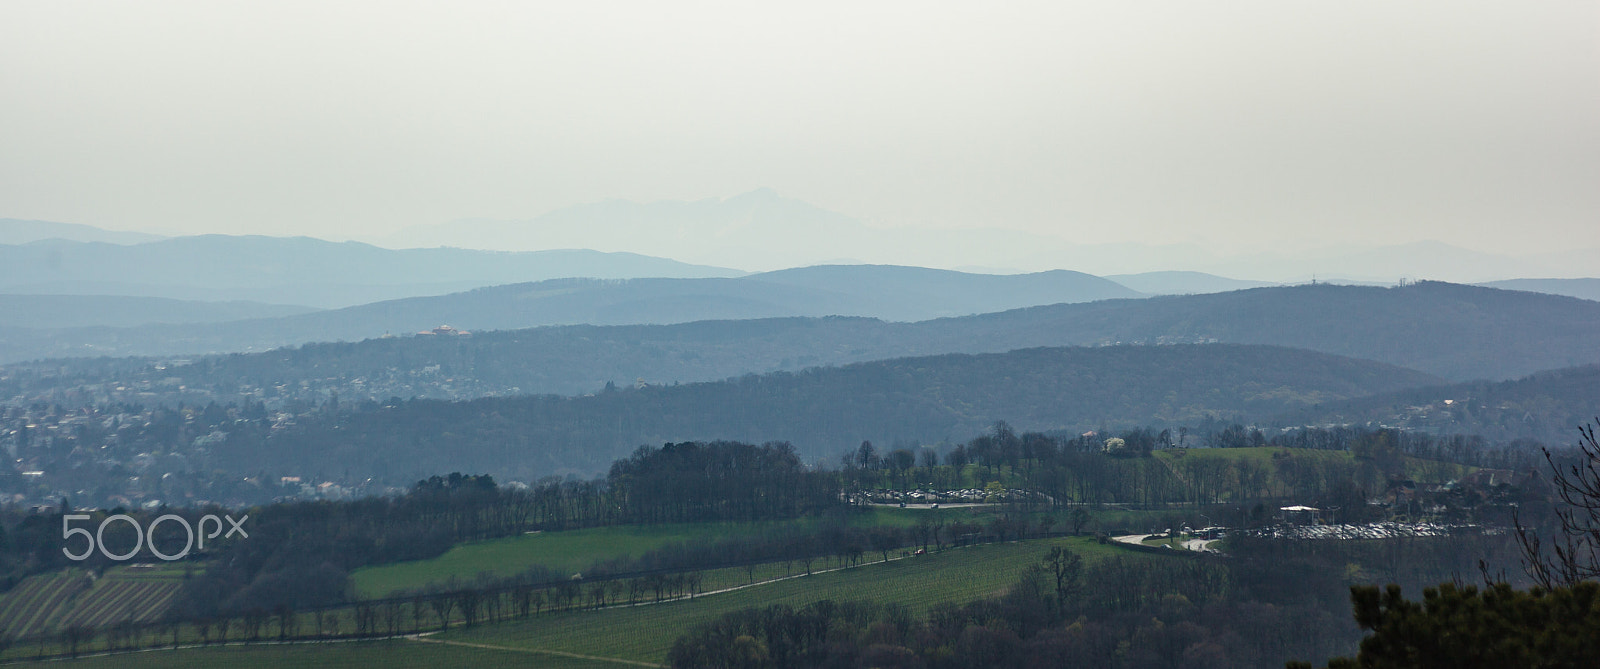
[0,235,742,309]
[0,294,319,329]
[1281,363,1600,446]
[0,265,1139,363]
[3,281,1592,413]
[1102,271,1277,295]
[207,344,1440,480]
[382,190,1600,281]
[0,218,165,245]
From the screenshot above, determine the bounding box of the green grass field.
[352,507,962,598]
[441,535,1129,664]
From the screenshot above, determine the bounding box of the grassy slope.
[33,536,1161,667]
[443,535,1126,664]
[352,508,931,598]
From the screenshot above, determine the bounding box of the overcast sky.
[2,1,1596,258]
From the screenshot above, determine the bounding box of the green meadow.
[441,535,1129,664]
[352,507,954,598]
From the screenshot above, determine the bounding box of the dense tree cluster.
[610,441,840,523]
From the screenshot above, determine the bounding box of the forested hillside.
[1283,363,1600,446]
[936,281,1600,381]
[208,344,1438,481]
[4,281,1594,410]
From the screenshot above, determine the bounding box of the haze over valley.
[1,3,1597,667]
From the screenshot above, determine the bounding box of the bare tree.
[1517,421,1600,589]
[383,600,404,635]
[273,603,296,641]
[1069,507,1091,535]
[194,617,213,646]
[1043,546,1084,612]
[428,594,455,631]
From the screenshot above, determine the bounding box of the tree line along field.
[0,564,185,640]
[22,639,626,669]
[31,535,1143,668]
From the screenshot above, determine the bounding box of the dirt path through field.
[410,636,666,667]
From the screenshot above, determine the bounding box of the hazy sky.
[2,1,1596,257]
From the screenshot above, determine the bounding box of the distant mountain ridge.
[1103,271,1277,295]
[0,218,164,245]
[210,344,1441,480]
[382,190,1599,280]
[1476,278,1600,303]
[0,265,1139,362]
[0,236,743,308]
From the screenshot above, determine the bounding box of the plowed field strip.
[0,576,53,632]
[15,576,85,637]
[75,581,159,628]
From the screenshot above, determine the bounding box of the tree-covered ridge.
[4,281,1597,411]
[0,265,1135,363]
[208,344,1438,481]
[608,441,839,524]
[1284,363,1600,446]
